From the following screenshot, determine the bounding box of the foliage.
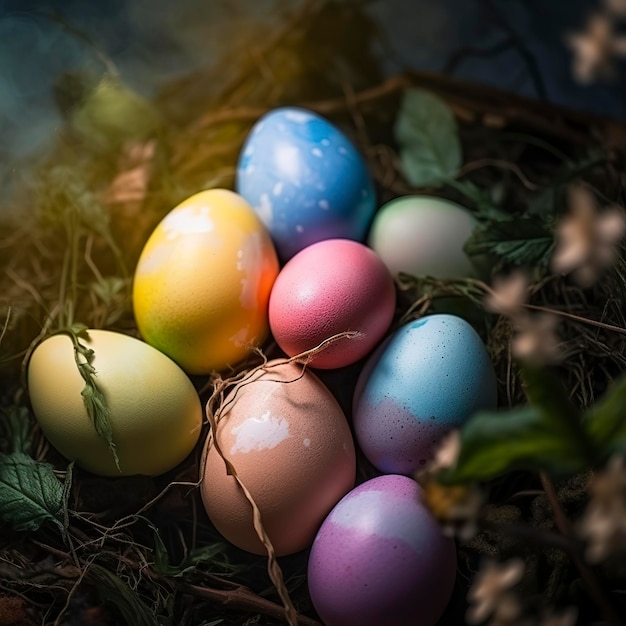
[0,453,64,532]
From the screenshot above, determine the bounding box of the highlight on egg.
[27,329,203,477]
[353,313,497,475]
[235,107,377,260]
[200,359,356,556]
[132,189,279,374]
[268,238,396,369]
[368,194,478,279]
[308,474,457,626]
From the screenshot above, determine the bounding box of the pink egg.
[308,475,457,626]
[268,239,396,369]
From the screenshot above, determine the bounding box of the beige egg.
[200,359,356,556]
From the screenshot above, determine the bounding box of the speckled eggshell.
[368,195,477,278]
[308,474,456,626]
[353,314,497,474]
[268,239,396,369]
[200,359,356,556]
[236,107,376,260]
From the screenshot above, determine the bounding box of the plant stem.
[539,471,624,626]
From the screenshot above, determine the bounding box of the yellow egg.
[27,329,203,477]
[132,189,280,374]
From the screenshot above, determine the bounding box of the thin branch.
[539,472,624,626]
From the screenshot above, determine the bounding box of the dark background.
[1,0,624,160]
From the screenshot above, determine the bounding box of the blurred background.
[0,0,625,200]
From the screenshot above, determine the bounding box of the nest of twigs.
[2,1,626,625]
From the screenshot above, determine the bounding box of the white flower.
[578,454,626,562]
[429,430,461,472]
[484,271,529,317]
[511,313,561,365]
[568,13,626,83]
[552,185,625,287]
[466,559,525,624]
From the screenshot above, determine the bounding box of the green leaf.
[448,179,511,222]
[152,530,240,577]
[440,367,595,484]
[439,406,589,484]
[60,329,120,471]
[464,217,554,269]
[0,453,64,532]
[72,76,161,151]
[583,373,626,458]
[88,563,157,626]
[394,88,462,187]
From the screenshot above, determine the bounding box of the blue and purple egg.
[235,107,376,260]
[353,314,497,475]
[308,474,456,626]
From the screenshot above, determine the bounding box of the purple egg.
[308,474,456,626]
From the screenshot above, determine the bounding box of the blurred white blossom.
[568,13,626,83]
[429,429,461,473]
[484,271,529,318]
[511,312,561,365]
[466,559,525,624]
[578,454,626,562]
[552,185,626,287]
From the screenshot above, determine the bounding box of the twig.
[458,158,541,190]
[539,472,624,626]
[179,582,322,626]
[523,303,626,335]
[479,0,548,99]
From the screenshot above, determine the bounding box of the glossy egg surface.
[308,474,457,626]
[200,359,356,556]
[132,189,279,374]
[268,239,396,369]
[353,314,497,474]
[236,107,376,260]
[368,195,477,278]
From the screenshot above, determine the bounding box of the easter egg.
[200,359,356,556]
[353,314,497,474]
[368,195,477,278]
[268,239,396,369]
[235,107,376,260]
[308,474,456,626]
[27,329,203,477]
[132,189,279,374]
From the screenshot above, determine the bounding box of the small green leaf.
[72,76,161,151]
[394,88,462,187]
[47,329,120,470]
[448,180,511,222]
[0,452,64,532]
[88,563,157,626]
[464,218,554,269]
[439,367,596,484]
[584,373,626,458]
[439,406,588,484]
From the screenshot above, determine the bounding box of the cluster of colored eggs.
[26,107,498,626]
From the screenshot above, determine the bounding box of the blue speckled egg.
[308,474,456,626]
[353,314,497,474]
[235,107,376,260]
